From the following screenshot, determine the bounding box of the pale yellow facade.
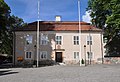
[15,30,103,65]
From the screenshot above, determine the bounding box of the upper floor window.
[74,52,79,59]
[56,36,62,45]
[26,35,32,45]
[40,51,47,59]
[25,51,32,59]
[41,34,48,45]
[73,36,79,45]
[87,36,92,45]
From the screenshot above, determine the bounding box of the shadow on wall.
[38,22,57,66]
[15,21,57,67]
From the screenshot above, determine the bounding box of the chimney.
[55,15,61,21]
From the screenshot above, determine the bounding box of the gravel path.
[0,64,120,82]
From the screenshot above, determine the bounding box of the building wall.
[54,31,103,64]
[15,31,103,65]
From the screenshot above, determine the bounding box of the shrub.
[81,59,84,64]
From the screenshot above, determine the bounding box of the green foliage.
[88,0,120,56]
[81,59,84,64]
[0,0,11,55]
[0,0,25,55]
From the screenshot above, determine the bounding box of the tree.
[87,0,120,56]
[0,0,11,55]
[7,15,25,56]
[0,0,26,56]
[105,0,120,56]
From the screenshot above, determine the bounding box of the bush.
[32,60,55,66]
[39,60,55,66]
[33,60,37,65]
[81,59,84,64]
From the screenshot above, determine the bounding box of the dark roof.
[15,21,102,32]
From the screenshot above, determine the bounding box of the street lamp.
[84,45,86,66]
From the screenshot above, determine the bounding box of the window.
[87,52,93,59]
[87,36,92,45]
[103,38,107,43]
[74,52,79,59]
[41,34,48,45]
[73,36,79,45]
[40,51,47,59]
[25,52,32,59]
[26,35,32,45]
[56,36,62,45]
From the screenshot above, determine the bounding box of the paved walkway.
[0,64,120,82]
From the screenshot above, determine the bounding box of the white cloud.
[82,11,92,23]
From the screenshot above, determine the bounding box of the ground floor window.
[74,52,79,59]
[87,52,93,59]
[25,51,32,59]
[40,51,47,59]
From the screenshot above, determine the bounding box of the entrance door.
[55,52,62,62]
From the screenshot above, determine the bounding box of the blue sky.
[5,0,91,23]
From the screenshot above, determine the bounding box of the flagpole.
[37,0,40,67]
[78,0,82,66]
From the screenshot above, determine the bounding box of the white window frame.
[55,36,62,45]
[25,51,32,59]
[40,34,48,45]
[87,52,94,60]
[73,51,79,59]
[87,36,92,45]
[40,51,47,59]
[73,36,79,45]
[26,35,32,45]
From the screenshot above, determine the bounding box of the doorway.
[55,52,62,62]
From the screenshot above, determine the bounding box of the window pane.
[74,52,79,59]
[87,36,90,41]
[74,52,76,59]
[56,36,62,45]
[87,52,92,59]
[90,41,92,45]
[29,52,31,58]
[77,41,79,45]
[87,41,89,45]
[74,36,76,40]
[41,34,48,45]
[74,41,76,45]
[26,52,28,58]
[87,36,92,45]
[44,54,46,58]
[41,54,43,58]
[26,52,32,59]
[90,36,92,41]
[40,51,47,59]
[74,36,79,45]
[77,36,79,40]
[26,36,32,44]
[77,52,79,59]
[59,41,61,45]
